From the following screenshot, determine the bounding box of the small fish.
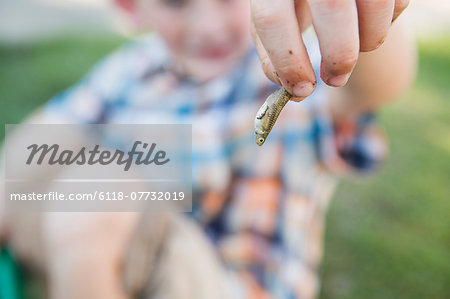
[254,87,292,146]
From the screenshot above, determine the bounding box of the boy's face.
[127,0,252,82]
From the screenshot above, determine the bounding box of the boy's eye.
[161,0,188,8]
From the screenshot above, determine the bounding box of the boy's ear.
[115,0,136,15]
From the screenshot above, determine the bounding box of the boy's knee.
[44,212,138,299]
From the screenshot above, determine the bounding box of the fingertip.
[326,73,351,87]
[360,34,387,52]
[292,81,316,98]
[275,62,316,97]
[321,55,357,87]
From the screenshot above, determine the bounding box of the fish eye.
[259,138,264,143]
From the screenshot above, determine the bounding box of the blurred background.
[0,0,449,298]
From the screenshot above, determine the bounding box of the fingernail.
[328,73,350,87]
[293,81,315,98]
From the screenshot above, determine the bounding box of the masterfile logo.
[26,141,170,171]
[3,124,192,212]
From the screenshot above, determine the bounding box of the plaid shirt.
[42,33,387,298]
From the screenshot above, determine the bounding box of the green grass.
[0,34,126,140]
[0,35,449,299]
[320,37,450,299]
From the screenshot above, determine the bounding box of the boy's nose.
[187,3,228,39]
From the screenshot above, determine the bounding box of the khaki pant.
[7,212,232,299]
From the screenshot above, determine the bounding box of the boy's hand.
[250,0,409,99]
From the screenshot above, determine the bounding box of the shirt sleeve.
[40,36,159,124]
[313,101,389,177]
[41,51,124,124]
[334,112,388,173]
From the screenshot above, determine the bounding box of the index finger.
[251,0,317,99]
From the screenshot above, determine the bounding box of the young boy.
[1,0,416,298]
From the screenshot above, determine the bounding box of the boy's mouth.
[197,46,232,60]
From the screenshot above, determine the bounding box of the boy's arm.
[329,18,417,122]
